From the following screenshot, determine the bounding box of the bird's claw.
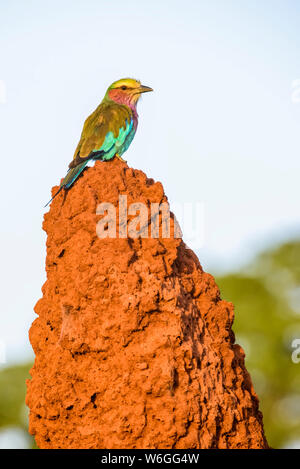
[115,153,127,163]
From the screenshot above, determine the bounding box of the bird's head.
[106,78,153,108]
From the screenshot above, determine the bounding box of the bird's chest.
[117,125,136,155]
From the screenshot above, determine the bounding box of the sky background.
[0,0,300,365]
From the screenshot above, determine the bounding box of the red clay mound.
[26,159,268,449]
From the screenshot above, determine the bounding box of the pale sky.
[0,0,300,364]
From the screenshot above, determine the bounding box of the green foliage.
[0,362,35,448]
[217,240,300,449]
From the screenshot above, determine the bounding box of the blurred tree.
[217,240,300,449]
[0,362,35,448]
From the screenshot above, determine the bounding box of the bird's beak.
[138,85,153,94]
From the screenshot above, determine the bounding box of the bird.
[45,78,153,206]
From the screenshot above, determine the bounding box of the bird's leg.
[115,153,127,163]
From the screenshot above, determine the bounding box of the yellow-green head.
[106,78,153,108]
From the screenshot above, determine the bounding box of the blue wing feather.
[92,119,135,161]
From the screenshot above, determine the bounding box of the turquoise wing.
[92,119,135,161]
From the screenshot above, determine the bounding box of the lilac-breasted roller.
[45,78,153,206]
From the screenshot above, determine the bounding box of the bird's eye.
[121,86,127,90]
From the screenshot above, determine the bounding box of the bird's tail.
[63,160,90,189]
[44,160,89,207]
[44,185,64,207]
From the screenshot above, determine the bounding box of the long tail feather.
[64,160,89,189]
[44,160,90,208]
[44,185,64,207]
